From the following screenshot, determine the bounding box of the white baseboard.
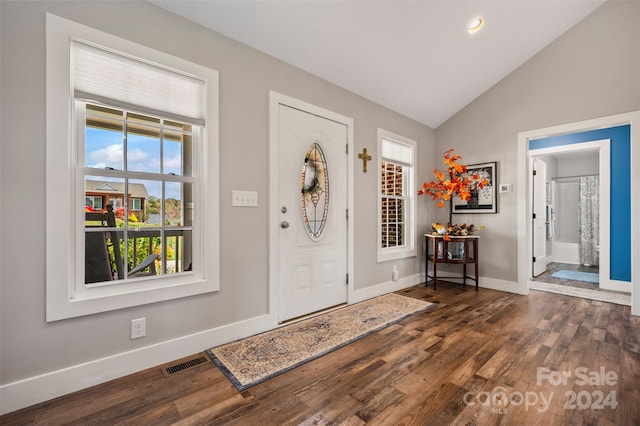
[349,273,423,303]
[350,273,524,304]
[0,273,523,415]
[479,276,526,295]
[0,314,275,415]
[425,272,524,295]
[600,279,632,293]
[0,274,423,415]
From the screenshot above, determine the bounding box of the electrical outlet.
[131,318,146,339]
[392,265,399,282]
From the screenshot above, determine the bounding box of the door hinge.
[532,257,536,262]
[533,170,537,176]
[346,274,349,284]
[532,213,536,219]
[346,208,349,219]
[346,143,349,154]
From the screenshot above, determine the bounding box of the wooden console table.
[425,234,479,290]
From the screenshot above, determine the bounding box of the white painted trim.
[632,113,640,316]
[528,280,631,306]
[517,111,639,316]
[479,277,526,294]
[45,14,220,321]
[350,274,423,303]
[268,91,355,323]
[426,272,523,295]
[376,129,417,262]
[528,140,614,290]
[606,280,633,293]
[0,269,523,415]
[351,274,524,311]
[0,314,275,415]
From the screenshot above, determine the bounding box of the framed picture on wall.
[452,161,497,214]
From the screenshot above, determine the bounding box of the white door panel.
[278,105,347,322]
[533,159,548,277]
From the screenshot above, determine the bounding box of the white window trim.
[377,129,417,262]
[131,198,142,211]
[46,14,220,321]
[86,196,103,210]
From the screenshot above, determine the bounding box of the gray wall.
[2,0,639,395]
[436,0,640,282]
[0,1,435,385]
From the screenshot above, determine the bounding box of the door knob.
[280,221,290,229]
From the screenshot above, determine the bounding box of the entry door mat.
[551,269,599,284]
[206,293,435,391]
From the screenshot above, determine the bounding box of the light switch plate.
[232,190,258,207]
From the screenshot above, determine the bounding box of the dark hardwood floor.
[3,282,639,425]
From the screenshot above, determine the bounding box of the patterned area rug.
[207,293,434,391]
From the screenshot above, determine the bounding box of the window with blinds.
[381,161,406,248]
[377,130,417,262]
[46,14,219,321]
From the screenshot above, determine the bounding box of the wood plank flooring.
[3,283,639,425]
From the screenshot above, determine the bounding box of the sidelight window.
[377,129,417,262]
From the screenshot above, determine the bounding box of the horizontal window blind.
[381,139,413,166]
[72,41,205,125]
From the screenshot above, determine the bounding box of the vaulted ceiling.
[151,0,605,128]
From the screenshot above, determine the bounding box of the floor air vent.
[162,353,211,377]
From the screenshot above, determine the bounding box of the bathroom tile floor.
[532,261,628,295]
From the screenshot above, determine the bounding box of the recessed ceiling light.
[468,17,485,34]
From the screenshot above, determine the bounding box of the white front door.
[532,158,548,276]
[277,103,348,322]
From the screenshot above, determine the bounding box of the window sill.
[47,274,218,322]
[377,248,417,263]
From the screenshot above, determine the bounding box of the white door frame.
[516,111,640,316]
[529,140,612,287]
[532,158,549,277]
[268,91,354,325]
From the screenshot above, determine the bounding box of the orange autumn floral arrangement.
[418,149,488,240]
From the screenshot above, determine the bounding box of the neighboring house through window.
[85,195,103,210]
[46,14,220,320]
[85,179,147,217]
[377,129,417,262]
[130,198,142,212]
[81,104,191,279]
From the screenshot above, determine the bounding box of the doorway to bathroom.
[526,137,630,305]
[529,148,607,292]
[517,113,639,315]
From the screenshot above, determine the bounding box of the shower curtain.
[578,176,599,266]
